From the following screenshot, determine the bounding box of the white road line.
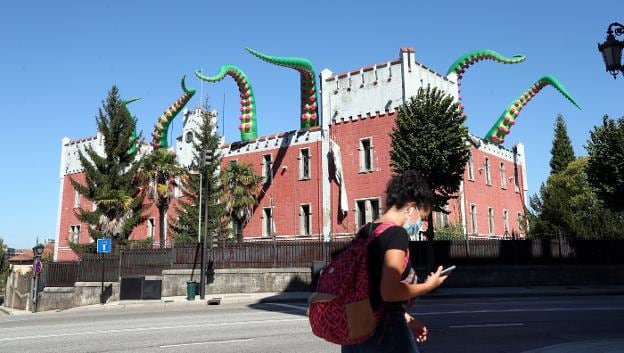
[160,338,255,348]
[265,303,308,311]
[411,306,624,316]
[0,318,307,342]
[450,323,525,328]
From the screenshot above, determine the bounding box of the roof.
[8,243,55,263]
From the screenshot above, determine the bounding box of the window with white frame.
[262,154,273,184]
[147,218,155,239]
[300,204,312,236]
[359,138,373,172]
[488,207,494,235]
[299,148,311,180]
[262,207,273,237]
[468,154,475,181]
[69,225,81,243]
[174,176,182,198]
[517,212,525,234]
[229,159,238,167]
[503,209,509,233]
[500,162,507,189]
[92,201,97,212]
[514,169,520,193]
[484,157,491,186]
[231,218,243,239]
[434,208,450,229]
[355,198,380,229]
[470,204,477,235]
[74,189,80,208]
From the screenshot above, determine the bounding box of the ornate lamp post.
[598,22,624,79]
[32,243,44,312]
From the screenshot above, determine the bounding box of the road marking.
[265,303,308,311]
[411,306,624,316]
[0,318,307,342]
[160,338,255,348]
[450,323,525,328]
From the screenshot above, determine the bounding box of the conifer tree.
[549,114,575,175]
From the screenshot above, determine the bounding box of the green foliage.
[433,223,465,240]
[221,162,264,241]
[0,238,9,289]
[529,157,624,239]
[170,105,228,243]
[550,114,575,175]
[70,86,149,252]
[586,115,624,212]
[389,85,470,239]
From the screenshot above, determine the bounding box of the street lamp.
[598,22,624,79]
[32,243,44,312]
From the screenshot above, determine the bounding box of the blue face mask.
[403,208,422,236]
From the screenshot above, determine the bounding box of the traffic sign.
[34,259,42,274]
[97,238,112,254]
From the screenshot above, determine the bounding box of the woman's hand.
[424,265,448,291]
[405,313,428,343]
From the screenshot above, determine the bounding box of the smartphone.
[440,265,456,276]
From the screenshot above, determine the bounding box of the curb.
[0,306,12,316]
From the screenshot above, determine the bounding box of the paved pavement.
[1,295,623,352]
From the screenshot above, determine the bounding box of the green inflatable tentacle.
[447,49,526,104]
[151,76,196,149]
[245,48,319,130]
[122,98,141,155]
[195,66,257,141]
[485,75,581,146]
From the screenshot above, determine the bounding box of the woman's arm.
[379,249,446,302]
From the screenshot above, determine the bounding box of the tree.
[528,158,624,239]
[71,86,148,253]
[550,114,575,175]
[221,162,263,241]
[389,86,470,239]
[0,238,9,290]
[138,148,183,248]
[170,106,227,243]
[586,115,624,212]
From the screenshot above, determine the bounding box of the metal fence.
[40,239,624,288]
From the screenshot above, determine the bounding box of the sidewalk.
[3,285,624,315]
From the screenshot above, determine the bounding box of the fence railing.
[40,239,624,288]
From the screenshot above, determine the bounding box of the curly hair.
[385,170,434,211]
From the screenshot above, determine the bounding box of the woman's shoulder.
[374,223,409,247]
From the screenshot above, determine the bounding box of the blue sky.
[0,1,621,248]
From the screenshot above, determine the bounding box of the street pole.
[200,149,212,300]
[198,173,202,243]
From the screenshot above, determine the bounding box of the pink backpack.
[308,222,408,345]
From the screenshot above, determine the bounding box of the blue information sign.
[97,238,112,254]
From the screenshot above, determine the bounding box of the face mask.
[403,208,422,236]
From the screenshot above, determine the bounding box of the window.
[147,218,155,239]
[174,177,182,198]
[514,168,520,193]
[300,148,311,180]
[69,225,81,243]
[517,212,525,235]
[488,207,494,235]
[470,204,478,235]
[262,154,273,184]
[92,201,97,212]
[484,157,491,186]
[500,162,507,189]
[467,154,475,181]
[359,138,373,172]
[262,207,273,237]
[355,198,380,229]
[185,131,194,143]
[73,189,80,208]
[229,159,238,167]
[300,204,312,236]
[231,218,243,239]
[434,210,450,229]
[503,209,509,234]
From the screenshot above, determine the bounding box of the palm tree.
[220,162,263,241]
[138,148,183,248]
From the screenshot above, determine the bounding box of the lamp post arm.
[607,22,624,36]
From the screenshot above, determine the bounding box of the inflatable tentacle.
[122,98,141,155]
[485,75,581,146]
[195,66,257,141]
[151,76,196,149]
[447,50,526,104]
[245,48,319,130]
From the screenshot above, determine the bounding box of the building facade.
[54,48,528,261]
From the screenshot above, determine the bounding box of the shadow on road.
[247,276,310,317]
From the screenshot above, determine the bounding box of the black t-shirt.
[363,223,411,310]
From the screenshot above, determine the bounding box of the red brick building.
[54,48,528,261]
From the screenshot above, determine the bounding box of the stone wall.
[36,282,119,312]
[162,268,311,297]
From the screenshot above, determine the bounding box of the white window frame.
[359,137,374,173]
[299,204,312,236]
[229,159,238,167]
[484,157,491,186]
[92,201,97,212]
[262,207,273,238]
[262,154,273,185]
[355,197,381,229]
[500,162,507,189]
[468,154,475,181]
[503,209,509,233]
[69,225,81,243]
[514,170,520,193]
[74,189,80,209]
[470,204,477,235]
[147,218,155,239]
[299,148,311,180]
[488,207,495,235]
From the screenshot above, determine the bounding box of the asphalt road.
[1,296,623,353]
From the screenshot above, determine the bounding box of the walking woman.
[341,170,448,353]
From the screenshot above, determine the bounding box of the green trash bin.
[186,281,196,301]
